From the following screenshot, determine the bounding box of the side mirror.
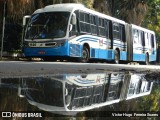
[23,15,31,26]
[69,24,73,32]
[71,13,76,25]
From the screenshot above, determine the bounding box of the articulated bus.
[22,3,156,64]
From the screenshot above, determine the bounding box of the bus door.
[133,29,143,61]
[140,31,145,54]
[112,22,121,50]
[112,23,126,61]
[144,32,156,56]
[148,33,156,61]
[119,24,127,60]
[150,34,156,55]
[144,32,150,55]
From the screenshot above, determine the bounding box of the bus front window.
[25,12,70,39]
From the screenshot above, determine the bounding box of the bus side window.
[120,24,126,42]
[98,17,105,37]
[75,10,80,33]
[69,10,79,37]
[133,29,139,44]
[151,34,155,48]
[105,20,109,39]
[145,32,149,46]
[138,30,142,45]
[80,11,85,21]
[113,22,120,40]
[85,13,91,33]
[109,21,112,40]
[90,15,97,35]
[141,31,145,46]
[79,12,85,33]
[79,11,91,34]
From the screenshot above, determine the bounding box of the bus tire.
[145,54,150,65]
[79,46,90,63]
[114,50,120,64]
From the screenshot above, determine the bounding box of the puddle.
[0,71,156,118]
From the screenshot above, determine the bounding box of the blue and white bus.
[23,3,156,64]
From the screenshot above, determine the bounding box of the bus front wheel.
[79,46,90,63]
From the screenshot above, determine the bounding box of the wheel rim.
[83,50,87,59]
[81,47,89,63]
[82,49,88,62]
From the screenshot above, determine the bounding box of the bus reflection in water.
[20,72,153,115]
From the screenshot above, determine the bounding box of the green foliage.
[93,0,112,15]
[119,0,148,25]
[143,0,160,43]
[138,84,160,112]
[1,0,160,51]
[80,0,93,9]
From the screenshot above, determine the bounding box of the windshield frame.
[25,11,70,40]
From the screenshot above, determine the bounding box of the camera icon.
[2,112,11,117]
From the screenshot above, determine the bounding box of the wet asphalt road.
[0,61,160,78]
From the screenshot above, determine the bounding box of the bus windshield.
[25,12,70,39]
[25,79,64,107]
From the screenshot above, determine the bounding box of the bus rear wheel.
[79,46,90,63]
[114,50,120,64]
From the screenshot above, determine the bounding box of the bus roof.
[33,3,125,24]
[131,24,155,34]
[34,3,85,14]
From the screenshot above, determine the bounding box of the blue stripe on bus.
[91,48,115,60]
[134,47,148,50]
[77,78,95,82]
[133,53,156,62]
[149,54,156,61]
[76,37,127,49]
[76,37,98,42]
[120,51,127,60]
[79,39,97,42]
[113,44,126,48]
[133,53,146,61]
[74,79,96,84]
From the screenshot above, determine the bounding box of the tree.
[1,0,160,52]
[138,84,160,112]
[143,0,160,44]
[92,0,148,26]
[0,0,51,21]
[93,0,112,15]
[119,0,148,25]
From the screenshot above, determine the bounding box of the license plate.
[38,51,45,54]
